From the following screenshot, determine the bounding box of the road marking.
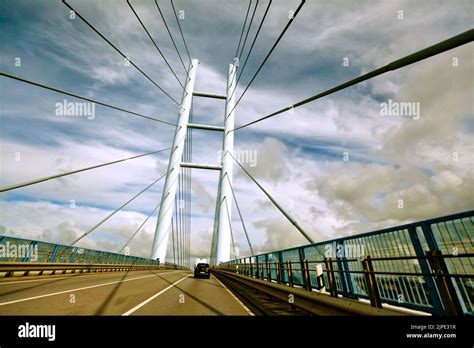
[0,271,186,306]
[122,274,191,316]
[213,275,254,316]
[0,269,178,285]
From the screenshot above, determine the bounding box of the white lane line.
[0,269,181,285]
[122,274,191,316]
[0,276,95,285]
[0,271,185,306]
[213,275,254,316]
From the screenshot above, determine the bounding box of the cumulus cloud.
[42,221,81,245]
[192,179,214,214]
[240,137,289,182]
[0,200,156,257]
[379,45,473,165]
[252,215,329,254]
[189,228,213,260]
[305,163,474,235]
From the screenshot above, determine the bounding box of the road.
[0,270,253,315]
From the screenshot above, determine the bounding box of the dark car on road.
[194,263,210,279]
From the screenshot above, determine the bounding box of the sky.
[0,0,473,263]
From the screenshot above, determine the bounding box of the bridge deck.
[0,270,251,316]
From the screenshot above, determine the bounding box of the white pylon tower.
[151,60,236,266]
[151,59,198,263]
[212,64,236,264]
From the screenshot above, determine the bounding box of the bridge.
[0,0,473,320]
[0,211,472,316]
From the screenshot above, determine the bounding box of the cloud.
[188,228,213,260]
[305,162,474,235]
[192,179,214,214]
[252,215,327,254]
[41,220,81,245]
[379,45,473,165]
[240,137,289,182]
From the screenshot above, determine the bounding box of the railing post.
[266,261,271,281]
[286,261,294,287]
[426,250,464,315]
[409,225,444,314]
[362,255,382,308]
[57,251,64,263]
[260,262,264,280]
[303,259,311,291]
[275,261,281,284]
[49,244,61,263]
[324,258,338,297]
[298,248,307,289]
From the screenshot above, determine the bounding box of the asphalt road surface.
[0,270,253,316]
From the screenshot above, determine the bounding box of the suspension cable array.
[0,72,175,126]
[171,0,193,66]
[0,1,196,266]
[234,28,474,131]
[0,147,171,193]
[62,0,180,106]
[71,172,168,246]
[223,197,238,259]
[119,197,166,254]
[225,174,255,256]
[127,0,186,90]
[227,0,306,118]
[235,0,253,59]
[228,151,314,244]
[234,0,272,93]
[155,0,189,76]
[237,0,259,61]
[1,0,308,266]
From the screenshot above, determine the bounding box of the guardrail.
[222,210,474,315]
[217,252,473,316]
[0,262,183,277]
[0,235,188,276]
[0,235,161,265]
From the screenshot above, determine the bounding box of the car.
[194,263,210,279]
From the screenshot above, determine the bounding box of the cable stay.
[72,172,168,245]
[228,151,314,244]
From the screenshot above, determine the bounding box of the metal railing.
[221,210,474,315]
[0,235,186,274]
[0,262,179,277]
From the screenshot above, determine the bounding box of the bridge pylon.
[151,60,237,266]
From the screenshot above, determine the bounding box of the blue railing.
[0,235,164,267]
[223,210,474,315]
